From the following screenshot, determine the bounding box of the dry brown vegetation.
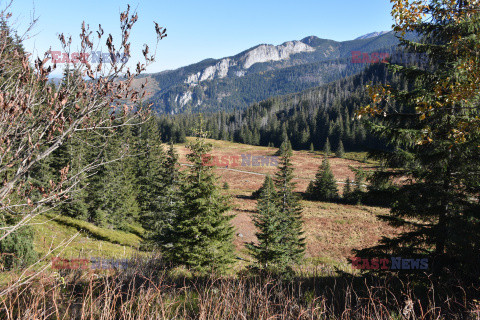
[170,138,397,270]
[1,255,478,319]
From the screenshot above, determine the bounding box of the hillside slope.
[146,32,404,113]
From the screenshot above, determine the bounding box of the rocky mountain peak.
[240,40,314,69]
[355,31,390,40]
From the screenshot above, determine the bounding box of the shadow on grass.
[1,253,478,319]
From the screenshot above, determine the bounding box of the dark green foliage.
[251,176,270,199]
[158,128,236,273]
[342,177,354,202]
[0,217,37,270]
[353,170,366,194]
[148,142,183,247]
[323,138,331,155]
[134,119,167,227]
[249,141,306,273]
[247,175,292,272]
[94,125,141,229]
[342,168,367,205]
[306,157,339,201]
[335,140,345,158]
[269,139,306,269]
[158,116,187,143]
[356,7,480,279]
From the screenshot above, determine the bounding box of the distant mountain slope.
[157,63,396,153]
[355,31,391,40]
[147,31,402,114]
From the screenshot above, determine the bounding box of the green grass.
[32,214,144,260]
[343,151,377,164]
[43,214,142,247]
[0,214,147,286]
[176,137,278,154]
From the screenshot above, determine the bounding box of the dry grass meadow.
[173,138,397,270]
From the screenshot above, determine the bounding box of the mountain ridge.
[355,31,391,40]
[145,31,400,114]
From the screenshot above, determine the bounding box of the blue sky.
[8,0,395,75]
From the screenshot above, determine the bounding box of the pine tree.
[307,157,339,201]
[251,174,272,199]
[135,118,167,228]
[159,127,236,273]
[335,140,345,158]
[271,139,306,270]
[0,219,37,270]
[323,138,331,156]
[342,177,353,203]
[247,175,291,271]
[356,1,480,278]
[87,122,140,229]
[309,142,314,152]
[149,141,183,248]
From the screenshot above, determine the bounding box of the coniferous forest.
[0,1,480,319]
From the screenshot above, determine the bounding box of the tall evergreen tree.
[159,127,236,273]
[251,172,271,199]
[323,138,331,156]
[86,122,140,229]
[149,141,182,247]
[335,140,345,158]
[247,175,292,271]
[343,177,353,203]
[135,118,167,228]
[272,139,306,269]
[356,1,480,278]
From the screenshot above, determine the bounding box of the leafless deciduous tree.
[0,3,166,240]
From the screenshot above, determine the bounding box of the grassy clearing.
[171,138,396,268]
[32,214,143,259]
[27,138,391,273]
[42,214,142,247]
[0,215,145,286]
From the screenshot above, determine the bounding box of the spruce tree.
[343,177,353,203]
[0,217,37,270]
[159,127,236,273]
[109,125,141,229]
[247,175,291,271]
[335,140,345,158]
[356,1,480,278]
[323,138,331,156]
[307,157,339,201]
[87,121,140,229]
[135,118,167,228]
[271,139,306,269]
[251,174,271,199]
[149,141,183,248]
